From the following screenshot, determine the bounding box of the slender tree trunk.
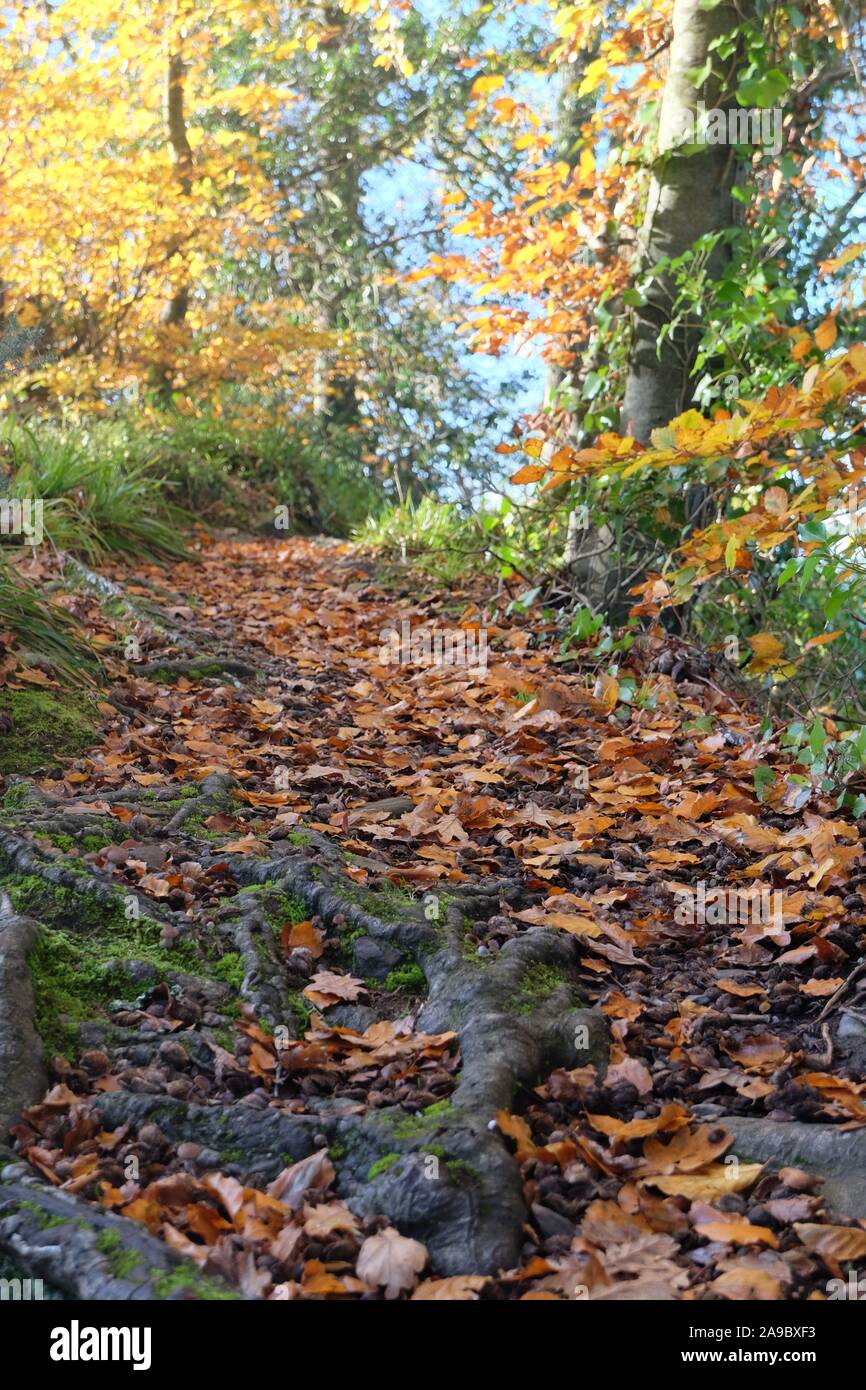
[621,0,741,443]
[163,50,193,329]
[311,5,362,432]
[152,47,193,401]
[547,56,619,612]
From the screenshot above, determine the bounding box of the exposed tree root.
[0,895,46,1135]
[0,1164,240,1300]
[721,1115,866,1219]
[0,788,609,1282]
[135,658,257,681]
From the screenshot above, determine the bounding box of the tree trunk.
[152,47,193,402]
[310,5,362,433]
[163,50,193,328]
[621,0,741,443]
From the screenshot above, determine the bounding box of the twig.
[816,957,866,1023]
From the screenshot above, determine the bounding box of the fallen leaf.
[357,1227,427,1299]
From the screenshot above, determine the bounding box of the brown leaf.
[357,1227,427,1299]
[794,1223,866,1261]
[267,1149,335,1211]
[642,1162,764,1200]
[587,1103,690,1142]
[800,977,844,997]
[302,970,366,1005]
[495,1109,536,1161]
[281,919,325,957]
[411,1275,489,1300]
[723,1033,788,1071]
[643,1124,733,1174]
[690,1201,778,1248]
[710,1268,783,1300]
[302,1202,361,1238]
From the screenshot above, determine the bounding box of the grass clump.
[288,992,312,1033]
[0,564,98,686]
[1,422,187,562]
[338,879,415,924]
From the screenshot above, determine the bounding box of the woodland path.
[1,534,865,1300]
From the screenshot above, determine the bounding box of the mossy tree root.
[231,854,609,1274]
[0,827,173,928]
[135,658,257,681]
[63,559,200,653]
[0,778,609,1279]
[0,1166,241,1300]
[0,896,46,1136]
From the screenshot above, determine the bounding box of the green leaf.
[685,715,713,734]
[799,552,823,593]
[736,69,789,108]
[809,717,826,759]
[724,533,738,569]
[777,558,797,587]
[754,765,775,802]
[687,59,713,88]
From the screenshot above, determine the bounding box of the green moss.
[5,872,200,1057]
[95,1230,121,1253]
[2,782,31,810]
[338,879,415,924]
[368,1152,400,1180]
[340,924,364,960]
[212,952,244,990]
[46,832,76,852]
[507,962,573,1015]
[110,1250,141,1279]
[286,830,311,845]
[329,1142,346,1161]
[288,992,312,1032]
[381,1111,438,1142]
[0,690,96,774]
[17,1199,67,1230]
[445,1158,479,1186]
[382,963,425,994]
[151,1265,241,1300]
[161,787,198,809]
[422,1099,453,1119]
[81,832,112,853]
[94,1229,141,1279]
[182,812,223,842]
[231,884,308,930]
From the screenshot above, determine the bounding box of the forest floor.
[2,533,866,1301]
